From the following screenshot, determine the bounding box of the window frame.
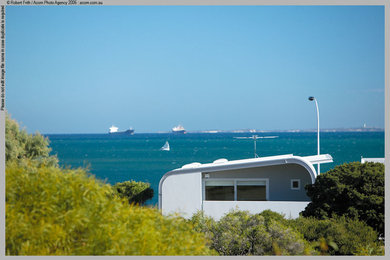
[203,179,235,201]
[290,179,301,190]
[203,178,269,201]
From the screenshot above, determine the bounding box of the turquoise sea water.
[47,132,384,206]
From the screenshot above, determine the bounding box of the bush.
[289,216,383,255]
[5,112,58,166]
[258,209,290,227]
[190,210,311,256]
[113,180,154,205]
[6,161,214,255]
[302,162,384,236]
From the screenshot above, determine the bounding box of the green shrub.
[190,211,216,246]
[190,210,311,256]
[258,209,290,227]
[6,161,214,255]
[302,162,384,236]
[290,216,383,255]
[354,243,385,256]
[113,180,154,205]
[5,112,58,166]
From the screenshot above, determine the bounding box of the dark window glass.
[237,185,266,201]
[292,180,300,189]
[204,180,267,201]
[205,186,234,200]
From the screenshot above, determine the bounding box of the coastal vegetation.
[6,161,214,255]
[290,215,383,255]
[5,113,58,166]
[5,112,384,255]
[190,210,312,255]
[302,161,384,237]
[112,180,154,205]
[190,209,384,256]
[5,113,214,255]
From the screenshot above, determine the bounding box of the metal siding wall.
[161,171,202,217]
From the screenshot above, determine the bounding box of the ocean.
[46,132,384,206]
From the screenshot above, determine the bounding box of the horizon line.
[42,127,385,135]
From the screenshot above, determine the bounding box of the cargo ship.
[109,125,134,135]
[172,125,186,134]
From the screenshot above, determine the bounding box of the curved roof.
[158,154,333,209]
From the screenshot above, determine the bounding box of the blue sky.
[6,6,384,133]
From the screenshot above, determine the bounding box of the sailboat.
[160,141,170,151]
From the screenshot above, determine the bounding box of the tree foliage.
[289,216,383,255]
[6,161,215,255]
[302,162,384,236]
[113,180,154,205]
[5,112,58,166]
[5,112,214,255]
[190,209,383,256]
[190,210,311,256]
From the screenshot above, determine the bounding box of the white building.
[159,154,333,220]
[361,157,385,164]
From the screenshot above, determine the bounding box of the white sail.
[160,141,170,151]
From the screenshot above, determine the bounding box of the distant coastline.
[43,127,384,136]
[191,127,385,134]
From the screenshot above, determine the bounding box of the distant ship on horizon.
[172,125,186,134]
[108,125,134,135]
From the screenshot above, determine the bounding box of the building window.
[204,179,268,201]
[237,181,267,201]
[205,180,234,201]
[291,179,300,190]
